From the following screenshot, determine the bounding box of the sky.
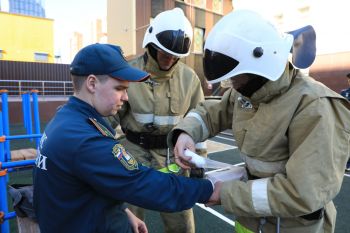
[44,0,107,62]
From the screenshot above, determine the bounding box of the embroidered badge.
[89,118,115,139]
[112,144,139,170]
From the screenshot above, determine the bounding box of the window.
[212,0,223,14]
[193,27,204,54]
[185,0,206,9]
[151,0,164,18]
[34,52,49,62]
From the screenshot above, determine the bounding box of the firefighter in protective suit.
[168,10,350,233]
[108,8,206,233]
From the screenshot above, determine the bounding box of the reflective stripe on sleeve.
[251,178,272,215]
[241,153,287,174]
[132,113,153,124]
[132,113,183,126]
[186,112,209,138]
[195,141,207,149]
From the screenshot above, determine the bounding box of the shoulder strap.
[89,118,115,139]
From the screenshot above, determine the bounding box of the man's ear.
[86,75,98,93]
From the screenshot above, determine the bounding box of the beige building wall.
[107,0,136,57]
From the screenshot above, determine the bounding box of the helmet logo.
[253,47,264,58]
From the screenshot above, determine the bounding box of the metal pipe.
[1,160,36,169]
[31,91,41,147]
[1,91,11,162]
[0,111,10,233]
[4,211,16,220]
[5,134,42,140]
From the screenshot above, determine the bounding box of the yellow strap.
[158,163,180,173]
[235,221,254,233]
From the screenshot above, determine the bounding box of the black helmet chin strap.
[237,74,269,98]
[147,44,158,63]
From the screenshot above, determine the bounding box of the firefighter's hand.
[206,181,222,207]
[174,133,196,170]
[125,208,148,233]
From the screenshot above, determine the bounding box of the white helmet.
[142,8,193,58]
[203,10,294,84]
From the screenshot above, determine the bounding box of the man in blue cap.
[33,43,221,233]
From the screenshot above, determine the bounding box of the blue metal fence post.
[0,111,10,233]
[31,90,41,147]
[21,92,28,131]
[24,92,33,137]
[1,90,11,162]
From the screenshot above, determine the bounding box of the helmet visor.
[156,30,191,55]
[203,49,239,82]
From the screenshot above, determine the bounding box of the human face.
[230,74,251,91]
[156,49,179,70]
[91,76,129,116]
[230,74,269,97]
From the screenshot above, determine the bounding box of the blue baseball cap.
[70,43,149,81]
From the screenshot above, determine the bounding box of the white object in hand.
[205,166,247,182]
[184,149,206,168]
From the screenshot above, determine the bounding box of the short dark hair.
[71,75,109,93]
[347,73,350,79]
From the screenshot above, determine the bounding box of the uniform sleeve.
[220,97,350,217]
[189,73,209,156]
[169,88,235,145]
[189,73,205,110]
[73,136,213,212]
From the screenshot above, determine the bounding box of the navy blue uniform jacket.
[341,87,350,101]
[33,96,212,233]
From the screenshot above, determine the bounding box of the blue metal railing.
[0,89,41,233]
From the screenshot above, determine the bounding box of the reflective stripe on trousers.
[235,221,254,233]
[158,163,180,173]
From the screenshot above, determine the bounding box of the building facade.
[0,11,54,62]
[8,0,45,18]
[0,0,53,63]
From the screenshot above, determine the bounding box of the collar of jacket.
[143,50,177,82]
[250,63,298,104]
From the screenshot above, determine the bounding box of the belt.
[247,169,324,221]
[125,130,168,149]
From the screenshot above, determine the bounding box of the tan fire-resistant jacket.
[169,65,350,233]
[110,51,205,157]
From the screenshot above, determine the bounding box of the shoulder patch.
[89,118,115,139]
[112,144,139,170]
